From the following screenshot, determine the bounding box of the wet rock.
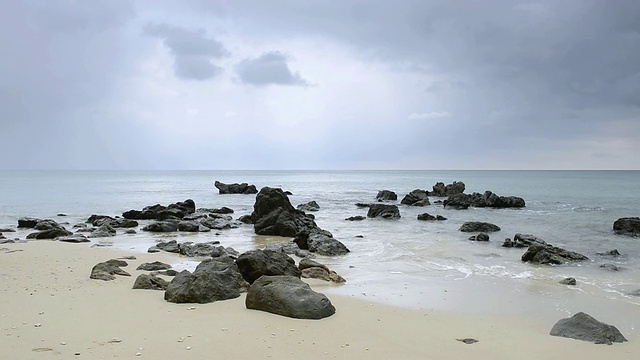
[157,269,179,276]
[214,181,258,194]
[142,221,179,232]
[132,274,169,290]
[459,222,501,232]
[293,232,350,256]
[0,228,16,232]
[57,234,90,243]
[156,240,180,253]
[401,189,430,206]
[355,203,371,208]
[202,206,234,214]
[469,233,489,241]
[200,215,241,230]
[89,223,117,238]
[613,217,640,236]
[560,277,577,285]
[550,312,627,345]
[597,249,621,257]
[137,261,172,271]
[245,275,336,319]
[86,215,138,228]
[297,201,320,212]
[600,263,624,271]
[177,220,201,232]
[299,258,346,283]
[264,242,301,255]
[444,191,525,209]
[179,241,227,258]
[511,234,547,247]
[238,215,253,224]
[18,217,40,228]
[428,181,465,197]
[236,249,301,284]
[367,204,400,219]
[376,190,397,202]
[521,244,589,265]
[345,216,366,221]
[90,259,130,281]
[27,225,73,240]
[417,213,435,221]
[123,199,196,220]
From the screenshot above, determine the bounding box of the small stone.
[34,323,41,327]
[135,352,142,356]
[60,342,66,345]
[186,347,192,350]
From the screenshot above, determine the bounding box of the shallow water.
[1,170,639,336]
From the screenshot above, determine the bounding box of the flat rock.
[550,312,627,345]
[214,181,258,194]
[137,261,172,271]
[521,244,589,265]
[459,222,501,232]
[57,234,90,243]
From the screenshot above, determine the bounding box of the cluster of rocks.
[428,181,465,197]
[214,181,258,194]
[18,218,73,240]
[444,191,525,209]
[500,233,589,265]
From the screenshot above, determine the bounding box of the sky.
[1,0,638,170]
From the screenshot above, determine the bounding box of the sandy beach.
[1,240,637,360]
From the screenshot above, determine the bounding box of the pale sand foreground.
[0,241,637,360]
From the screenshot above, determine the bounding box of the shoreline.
[1,241,638,359]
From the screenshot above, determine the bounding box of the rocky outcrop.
[297,201,320,212]
[613,217,640,236]
[164,257,246,303]
[90,259,131,281]
[400,189,430,206]
[136,261,172,271]
[444,191,525,209]
[367,204,400,219]
[459,222,501,232]
[376,190,397,202]
[132,274,169,290]
[251,187,331,237]
[245,275,336,319]
[214,181,258,194]
[417,213,446,221]
[122,199,196,220]
[550,312,627,345]
[521,244,589,265]
[428,181,465,197]
[236,250,302,284]
[293,232,350,256]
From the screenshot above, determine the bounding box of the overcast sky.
[1,0,638,170]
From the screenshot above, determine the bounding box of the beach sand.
[1,241,637,360]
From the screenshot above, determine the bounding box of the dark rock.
[417,213,436,221]
[0,228,16,232]
[158,269,179,276]
[123,199,196,220]
[164,257,247,303]
[367,204,400,219]
[297,201,320,212]
[264,242,301,255]
[376,190,397,202]
[613,217,640,236]
[89,223,117,238]
[436,215,447,220]
[428,181,465,197]
[132,274,168,290]
[469,233,489,241]
[18,217,40,228]
[124,229,136,234]
[245,275,335,319]
[147,246,160,253]
[345,216,366,221]
[251,187,331,237]
[355,203,371,208]
[600,263,623,271]
[178,220,201,232]
[502,238,514,247]
[293,232,350,256]
[178,241,225,257]
[433,200,443,204]
[142,221,179,232]
[298,258,329,271]
[205,207,235,214]
[27,226,73,239]
[560,277,577,285]
[0,239,15,244]
[512,234,547,247]
[34,219,60,230]
[156,240,180,253]
[87,215,138,228]
[214,181,258,194]
[57,213,67,216]
[90,259,130,281]
[57,234,90,243]
[238,215,253,224]
[236,249,301,284]
[401,189,430,206]
[301,267,346,283]
[550,312,627,345]
[459,222,501,232]
[137,261,172,271]
[444,191,525,209]
[521,244,589,265]
[200,215,241,230]
[597,249,621,257]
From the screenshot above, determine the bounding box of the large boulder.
[245,275,336,319]
[521,244,589,265]
[613,217,640,236]
[459,222,501,232]
[550,312,627,345]
[164,257,246,303]
[236,249,301,284]
[367,204,401,219]
[293,232,350,256]
[214,181,258,194]
[401,189,430,206]
[376,190,397,202]
[444,191,525,209]
[251,187,330,237]
[90,259,130,281]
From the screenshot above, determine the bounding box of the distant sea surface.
[1,170,639,335]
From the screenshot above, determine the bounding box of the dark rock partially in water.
[428,181,465,197]
[550,312,627,345]
[444,191,525,209]
[503,234,547,248]
[600,263,624,271]
[469,233,490,241]
[521,244,589,265]
[367,204,400,219]
[238,215,253,224]
[597,249,621,257]
[355,203,371,208]
[214,181,258,194]
[560,277,577,285]
[142,220,179,233]
[88,223,117,238]
[297,201,320,212]
[459,222,501,232]
[345,215,366,221]
[401,189,430,206]
[293,232,350,256]
[27,220,73,239]
[18,217,40,228]
[376,190,397,202]
[123,199,196,220]
[613,217,640,236]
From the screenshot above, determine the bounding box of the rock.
[613,217,640,236]
[444,191,525,209]
[132,274,169,290]
[345,216,366,221]
[417,213,436,221]
[164,257,246,303]
[600,263,623,271]
[297,201,320,212]
[18,217,40,228]
[627,289,640,297]
[142,221,179,232]
[367,204,400,219]
[469,233,489,241]
[124,229,136,234]
[89,223,117,238]
[293,232,350,256]
[238,215,253,224]
[245,275,336,319]
[204,207,234,214]
[90,259,130,281]
[560,277,577,285]
[521,244,589,265]
[156,240,180,253]
[459,222,501,232]
[158,269,179,276]
[86,215,138,228]
[34,219,61,230]
[178,220,201,232]
[251,187,331,237]
[236,250,301,284]
[298,258,329,271]
[436,215,447,220]
[137,261,172,271]
[147,246,160,253]
[376,190,397,202]
[355,203,371,208]
[299,258,346,283]
[178,241,227,258]
[512,234,547,247]
[214,181,258,194]
[123,199,196,220]
[200,215,241,230]
[0,228,16,232]
[597,249,621,257]
[264,242,301,255]
[57,234,90,243]
[428,181,465,197]
[550,312,627,345]
[502,238,514,247]
[27,226,73,239]
[401,189,430,206]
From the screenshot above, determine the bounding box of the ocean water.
[1,170,639,335]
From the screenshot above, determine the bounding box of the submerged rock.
[560,277,577,285]
[550,312,627,345]
[468,233,490,241]
[345,215,366,221]
[459,222,501,232]
[521,244,589,265]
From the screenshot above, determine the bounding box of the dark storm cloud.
[144,23,227,80]
[236,51,309,86]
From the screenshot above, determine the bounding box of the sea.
[1,170,639,336]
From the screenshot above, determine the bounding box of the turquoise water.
[1,170,639,335]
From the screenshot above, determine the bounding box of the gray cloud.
[144,23,226,80]
[236,51,309,86]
